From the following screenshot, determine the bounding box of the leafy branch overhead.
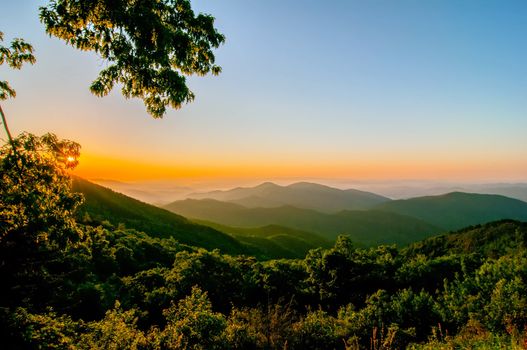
[0,32,36,101]
[40,0,226,118]
[0,31,36,147]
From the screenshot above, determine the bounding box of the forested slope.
[375,192,527,230]
[165,198,442,246]
[71,177,250,255]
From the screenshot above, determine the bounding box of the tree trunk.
[0,104,15,147]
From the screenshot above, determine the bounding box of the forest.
[2,1,527,349]
[1,133,527,349]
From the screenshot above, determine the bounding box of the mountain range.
[164,182,527,247]
[164,199,442,246]
[187,182,390,213]
[91,179,527,205]
[72,178,527,256]
[72,178,331,258]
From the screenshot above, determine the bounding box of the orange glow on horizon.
[72,152,527,182]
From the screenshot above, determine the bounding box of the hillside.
[164,199,442,246]
[405,220,527,259]
[374,192,527,230]
[467,183,527,202]
[194,221,333,259]
[187,181,390,213]
[71,177,250,255]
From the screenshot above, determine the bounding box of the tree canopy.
[40,0,225,118]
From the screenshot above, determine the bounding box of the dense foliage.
[2,133,527,349]
[40,0,225,117]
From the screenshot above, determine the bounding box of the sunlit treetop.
[40,0,225,118]
[0,132,82,248]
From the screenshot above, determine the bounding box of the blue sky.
[1,0,526,181]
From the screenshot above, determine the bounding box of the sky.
[1,0,526,185]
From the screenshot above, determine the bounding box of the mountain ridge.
[165,191,527,246]
[374,191,527,230]
[164,198,442,246]
[71,177,250,255]
[187,181,390,213]
[72,178,335,259]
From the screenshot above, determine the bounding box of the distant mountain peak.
[185,181,390,213]
[255,181,280,188]
[287,182,334,189]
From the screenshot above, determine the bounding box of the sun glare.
[66,156,76,163]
